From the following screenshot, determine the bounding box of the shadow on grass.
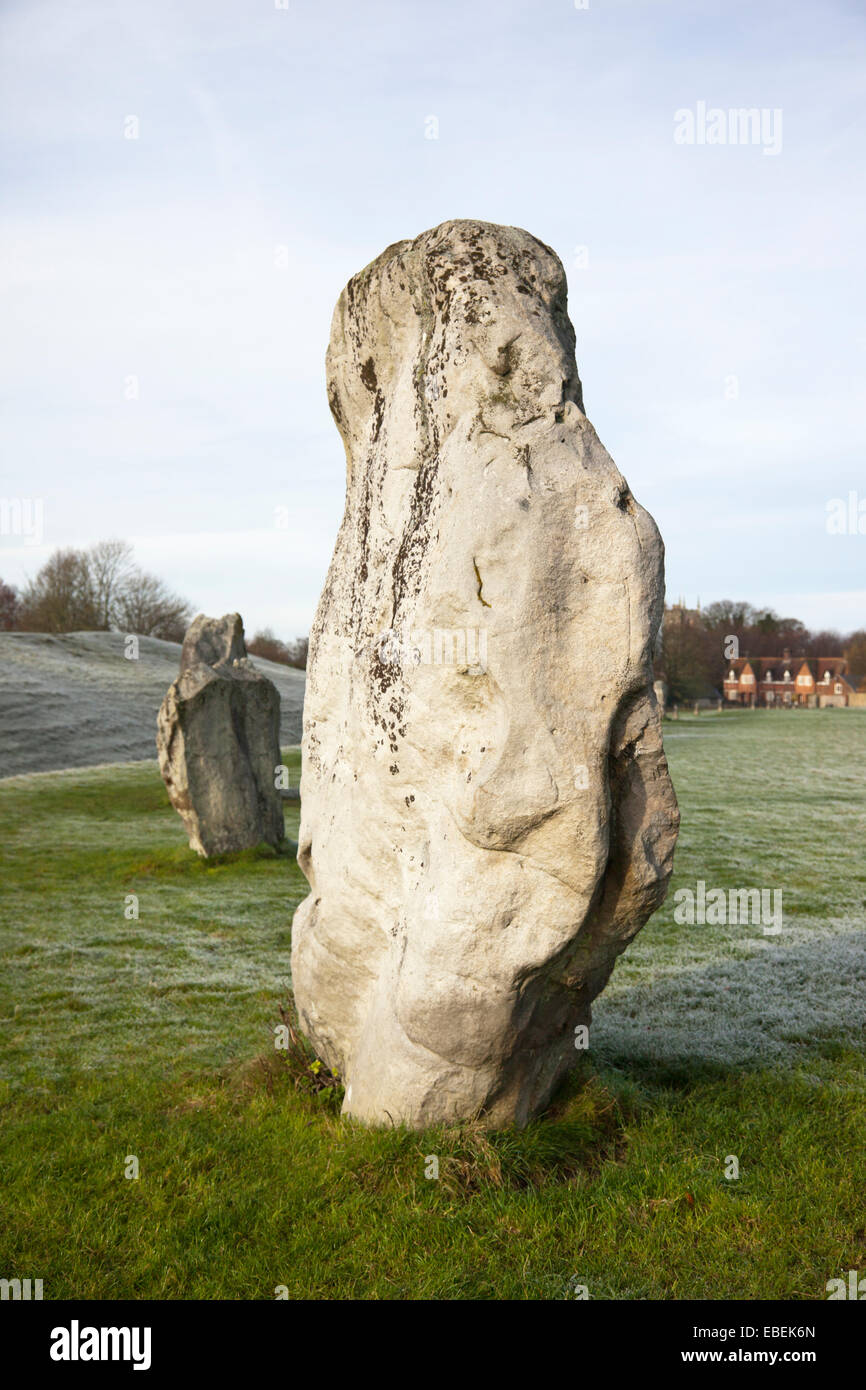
[590,926,866,1093]
[125,839,300,879]
[217,994,642,1199]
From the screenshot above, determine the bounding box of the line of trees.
[10,555,853,695]
[658,600,866,704]
[247,628,309,670]
[0,540,192,642]
[1,540,311,666]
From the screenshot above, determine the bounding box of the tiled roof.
[725,656,848,681]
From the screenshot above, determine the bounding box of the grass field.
[1,711,864,1300]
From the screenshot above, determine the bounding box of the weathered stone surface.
[292,220,679,1128]
[157,613,284,857]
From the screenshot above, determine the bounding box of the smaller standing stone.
[157,613,284,856]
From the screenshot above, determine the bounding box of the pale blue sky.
[1,0,864,636]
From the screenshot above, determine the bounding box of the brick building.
[724,649,856,707]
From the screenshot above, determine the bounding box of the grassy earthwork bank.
[1,712,865,1299]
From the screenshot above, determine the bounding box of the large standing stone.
[292,220,679,1128]
[157,613,284,857]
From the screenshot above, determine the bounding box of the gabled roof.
[725,655,848,680]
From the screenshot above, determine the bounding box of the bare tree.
[16,542,191,639]
[844,630,866,686]
[286,636,308,670]
[18,548,100,632]
[247,627,290,664]
[114,568,192,641]
[658,605,715,704]
[805,628,846,659]
[0,577,20,630]
[701,599,758,632]
[247,629,308,669]
[86,538,135,630]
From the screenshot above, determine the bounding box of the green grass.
[1,714,865,1300]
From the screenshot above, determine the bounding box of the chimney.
[782,647,791,663]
